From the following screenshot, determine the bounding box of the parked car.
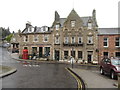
[100,57,120,79]
[2,43,11,48]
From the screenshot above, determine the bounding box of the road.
[1,47,118,88]
[1,48,77,88]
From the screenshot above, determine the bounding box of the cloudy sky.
[0,0,119,32]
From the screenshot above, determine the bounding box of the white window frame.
[55,25,59,30]
[87,36,93,44]
[33,35,38,42]
[24,35,29,42]
[64,37,69,44]
[55,37,60,44]
[103,37,109,47]
[88,22,92,29]
[115,37,120,47]
[71,37,75,44]
[78,37,83,44]
[71,21,75,27]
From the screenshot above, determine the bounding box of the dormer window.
[71,21,75,27]
[55,25,59,30]
[88,22,92,29]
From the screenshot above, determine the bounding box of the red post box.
[22,49,28,59]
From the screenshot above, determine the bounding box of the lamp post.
[71,47,74,68]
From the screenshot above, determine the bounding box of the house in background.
[98,28,120,63]
[10,30,21,53]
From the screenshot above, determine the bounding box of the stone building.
[11,31,21,53]
[98,28,120,63]
[19,9,98,64]
[19,22,54,60]
[52,9,98,63]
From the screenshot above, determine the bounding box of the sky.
[0,0,119,32]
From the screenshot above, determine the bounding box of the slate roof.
[98,28,120,35]
[59,18,66,27]
[58,17,97,27]
[81,17,91,26]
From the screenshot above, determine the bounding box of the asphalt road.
[1,47,77,88]
[1,47,118,88]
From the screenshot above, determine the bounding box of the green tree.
[5,34,13,42]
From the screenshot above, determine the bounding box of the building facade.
[19,22,54,60]
[19,9,99,64]
[52,9,98,63]
[98,28,120,63]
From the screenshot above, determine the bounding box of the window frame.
[103,52,109,57]
[78,51,82,59]
[55,37,60,44]
[24,35,29,42]
[78,37,83,44]
[103,37,108,47]
[115,37,120,47]
[88,22,92,29]
[87,36,93,44]
[71,37,75,44]
[44,35,48,42]
[115,52,120,57]
[33,35,38,42]
[71,20,76,27]
[64,37,69,44]
[55,24,59,30]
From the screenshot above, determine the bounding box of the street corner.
[0,65,17,78]
[65,67,86,89]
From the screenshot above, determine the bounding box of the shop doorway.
[39,47,43,57]
[88,54,92,63]
[55,50,59,61]
[87,51,93,63]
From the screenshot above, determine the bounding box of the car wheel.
[110,71,116,79]
[100,68,104,75]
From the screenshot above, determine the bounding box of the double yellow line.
[65,68,83,90]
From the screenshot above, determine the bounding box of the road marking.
[65,68,83,90]
[23,64,40,67]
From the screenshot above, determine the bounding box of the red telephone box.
[22,49,28,59]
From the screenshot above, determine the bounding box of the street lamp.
[71,46,74,68]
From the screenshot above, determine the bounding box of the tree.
[5,34,13,42]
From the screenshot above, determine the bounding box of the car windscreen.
[111,59,120,65]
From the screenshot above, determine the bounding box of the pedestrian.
[70,56,74,68]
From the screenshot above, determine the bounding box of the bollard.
[118,73,120,88]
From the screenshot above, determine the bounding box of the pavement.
[10,53,99,67]
[0,65,17,78]
[70,68,118,88]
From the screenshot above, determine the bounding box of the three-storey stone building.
[19,9,98,64]
[52,9,98,63]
